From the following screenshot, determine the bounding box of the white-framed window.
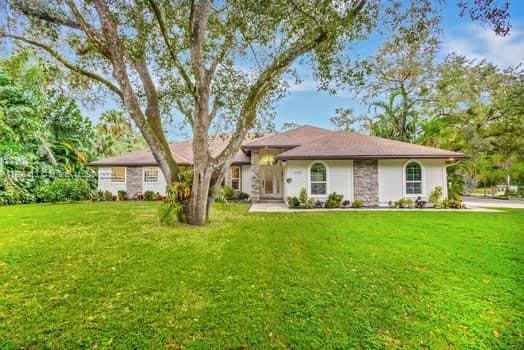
[231,166,241,191]
[310,162,327,195]
[144,167,159,183]
[111,167,126,183]
[405,161,423,195]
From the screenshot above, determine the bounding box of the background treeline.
[0,51,145,205]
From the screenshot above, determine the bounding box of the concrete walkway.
[249,202,500,213]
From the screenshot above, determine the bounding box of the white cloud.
[444,23,524,66]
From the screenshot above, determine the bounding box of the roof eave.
[277,154,469,160]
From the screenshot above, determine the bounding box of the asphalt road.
[462,196,524,209]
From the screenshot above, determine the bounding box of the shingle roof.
[242,125,332,149]
[89,138,251,166]
[90,126,467,167]
[277,131,467,160]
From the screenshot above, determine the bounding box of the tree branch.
[147,0,195,95]
[13,1,81,29]
[1,32,123,97]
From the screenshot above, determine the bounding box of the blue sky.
[274,2,524,132]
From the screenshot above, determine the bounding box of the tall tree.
[95,110,146,157]
[1,0,511,224]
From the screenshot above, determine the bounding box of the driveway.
[463,196,524,209]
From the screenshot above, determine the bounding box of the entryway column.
[250,150,260,202]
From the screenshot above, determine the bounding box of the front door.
[260,165,282,198]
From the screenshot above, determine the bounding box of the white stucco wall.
[97,167,127,194]
[143,167,168,194]
[378,159,448,206]
[97,166,168,195]
[284,160,354,201]
[241,165,251,194]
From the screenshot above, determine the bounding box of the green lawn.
[0,202,522,349]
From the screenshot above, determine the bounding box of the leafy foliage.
[35,179,91,203]
[0,53,96,205]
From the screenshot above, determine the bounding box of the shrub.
[494,195,509,200]
[415,196,426,209]
[388,200,394,208]
[351,199,363,208]
[117,190,128,201]
[158,169,193,225]
[134,192,144,201]
[429,186,443,208]
[442,197,463,209]
[397,198,414,208]
[36,179,91,203]
[104,191,113,201]
[342,200,351,207]
[303,198,315,209]
[325,192,343,208]
[223,185,235,201]
[236,192,250,201]
[298,187,308,204]
[315,200,324,208]
[214,187,227,204]
[144,190,155,201]
[90,190,105,202]
[286,196,300,208]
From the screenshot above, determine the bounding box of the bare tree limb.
[13,1,81,29]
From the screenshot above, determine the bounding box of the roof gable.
[242,125,333,149]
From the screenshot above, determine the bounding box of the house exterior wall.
[241,165,251,194]
[284,160,354,202]
[378,159,448,206]
[143,167,168,195]
[97,166,168,196]
[97,167,127,194]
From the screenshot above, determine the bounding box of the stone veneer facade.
[126,166,143,198]
[250,150,261,202]
[353,160,379,206]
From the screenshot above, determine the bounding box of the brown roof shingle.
[242,125,332,149]
[90,138,251,166]
[277,131,467,160]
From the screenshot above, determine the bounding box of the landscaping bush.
[315,200,324,208]
[415,196,426,208]
[325,192,343,208]
[342,200,351,208]
[214,186,227,204]
[396,198,414,208]
[117,190,128,201]
[286,196,300,208]
[144,190,156,201]
[351,199,363,208]
[494,195,509,200]
[36,179,91,203]
[298,187,308,204]
[236,192,250,201]
[90,190,105,202]
[134,192,144,200]
[429,186,443,208]
[223,185,235,201]
[104,191,113,201]
[303,198,315,209]
[442,198,463,209]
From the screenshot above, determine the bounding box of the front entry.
[260,165,283,199]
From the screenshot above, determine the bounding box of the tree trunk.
[188,164,213,225]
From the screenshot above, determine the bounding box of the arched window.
[310,162,327,195]
[405,162,422,195]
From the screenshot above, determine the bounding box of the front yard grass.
[0,202,522,349]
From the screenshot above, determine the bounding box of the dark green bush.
[144,190,156,201]
[36,179,91,203]
[117,190,128,201]
[236,192,250,201]
[286,196,300,208]
[104,191,113,201]
[415,196,426,208]
[325,192,343,208]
